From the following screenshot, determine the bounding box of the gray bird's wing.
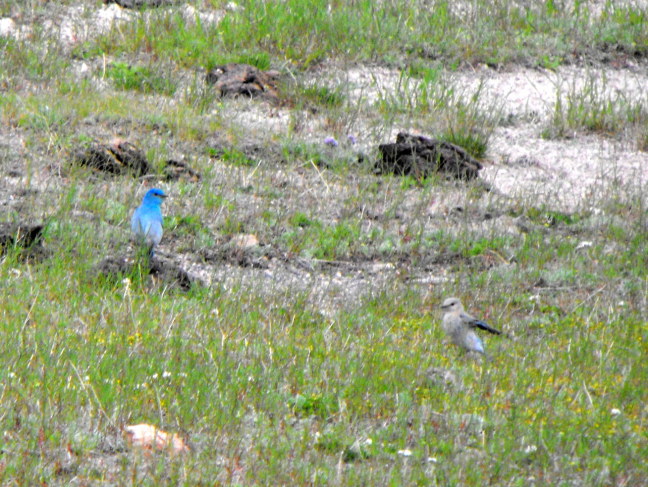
[460,313,502,335]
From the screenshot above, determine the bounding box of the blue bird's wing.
[131,209,145,236]
[132,207,163,245]
[144,219,163,246]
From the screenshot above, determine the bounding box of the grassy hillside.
[0,1,646,485]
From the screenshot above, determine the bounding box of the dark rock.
[205,63,280,103]
[73,140,151,177]
[377,132,483,180]
[163,159,201,182]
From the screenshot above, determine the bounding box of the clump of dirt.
[0,222,44,249]
[163,159,202,182]
[73,140,151,176]
[0,222,48,260]
[205,63,281,103]
[95,255,194,290]
[377,132,483,180]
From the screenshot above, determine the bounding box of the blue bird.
[440,297,502,356]
[131,188,167,256]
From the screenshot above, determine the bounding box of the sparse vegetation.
[544,74,648,143]
[0,0,646,485]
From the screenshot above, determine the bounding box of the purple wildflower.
[324,136,338,147]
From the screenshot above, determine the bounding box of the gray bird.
[440,297,502,356]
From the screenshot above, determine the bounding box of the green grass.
[105,62,177,96]
[64,0,647,70]
[1,226,645,484]
[544,74,648,142]
[0,1,646,485]
[1,186,646,484]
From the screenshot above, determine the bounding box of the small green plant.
[288,393,338,418]
[281,219,364,259]
[167,214,205,237]
[289,212,319,228]
[441,129,489,159]
[282,141,326,166]
[462,236,511,257]
[219,147,256,167]
[105,62,177,96]
[302,85,345,108]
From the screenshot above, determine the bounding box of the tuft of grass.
[301,84,345,108]
[376,73,497,159]
[289,393,339,419]
[217,147,257,167]
[544,75,648,142]
[105,62,177,96]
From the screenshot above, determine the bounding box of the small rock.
[124,424,189,455]
[575,240,593,251]
[231,233,259,249]
[0,17,17,37]
[426,367,460,388]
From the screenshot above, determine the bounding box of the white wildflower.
[524,444,538,454]
[576,241,593,251]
